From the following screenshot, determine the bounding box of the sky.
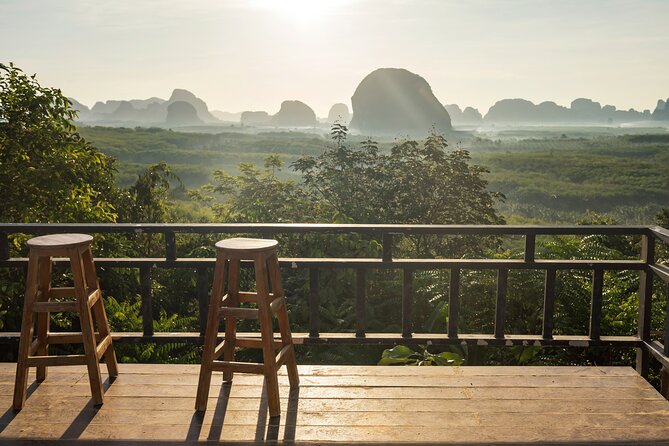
[1,0,668,116]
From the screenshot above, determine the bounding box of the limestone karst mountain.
[327,103,351,124]
[270,100,317,127]
[653,99,669,120]
[445,104,482,125]
[167,89,218,123]
[240,111,271,126]
[69,89,218,125]
[484,98,648,123]
[165,101,203,126]
[350,68,452,136]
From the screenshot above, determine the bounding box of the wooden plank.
[139,266,153,337]
[543,269,556,339]
[308,268,319,337]
[0,331,644,348]
[355,269,366,337]
[0,222,651,236]
[448,269,460,338]
[637,234,655,377]
[0,257,649,270]
[0,231,8,260]
[164,231,177,261]
[382,233,393,261]
[590,269,604,340]
[402,269,412,338]
[0,363,643,378]
[524,234,535,262]
[494,269,508,339]
[196,267,209,336]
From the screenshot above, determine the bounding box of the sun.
[253,0,338,22]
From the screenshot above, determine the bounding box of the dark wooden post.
[197,267,209,336]
[661,368,669,400]
[589,269,604,340]
[0,232,9,261]
[494,269,508,339]
[165,231,177,261]
[139,266,154,337]
[356,269,366,338]
[524,234,536,263]
[636,234,655,377]
[402,269,413,338]
[382,233,393,262]
[309,268,320,337]
[664,283,669,357]
[448,269,460,338]
[542,269,556,339]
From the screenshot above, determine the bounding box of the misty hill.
[653,98,669,120]
[327,103,351,124]
[69,89,219,126]
[445,104,483,125]
[211,110,242,122]
[165,101,203,126]
[270,100,318,127]
[350,68,452,136]
[484,98,650,124]
[241,111,271,126]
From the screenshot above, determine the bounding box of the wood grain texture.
[0,363,667,444]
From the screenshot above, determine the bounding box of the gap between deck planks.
[0,363,667,445]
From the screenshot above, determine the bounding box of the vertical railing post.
[356,269,366,338]
[197,267,209,336]
[165,231,177,261]
[448,269,460,338]
[524,234,536,263]
[494,269,508,339]
[542,269,556,339]
[402,269,413,338]
[664,283,669,357]
[382,233,393,262]
[139,266,154,337]
[636,234,655,377]
[589,269,604,340]
[0,232,9,260]
[309,268,320,338]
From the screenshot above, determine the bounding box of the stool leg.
[222,259,240,382]
[71,248,104,405]
[195,254,227,412]
[35,256,52,381]
[255,254,281,417]
[82,248,119,378]
[268,254,299,387]
[13,252,40,411]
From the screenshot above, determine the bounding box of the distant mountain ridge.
[69,89,218,126]
[483,98,652,124]
[68,71,669,131]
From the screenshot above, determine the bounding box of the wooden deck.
[0,364,668,445]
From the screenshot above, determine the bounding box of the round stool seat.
[27,233,93,248]
[215,238,278,253]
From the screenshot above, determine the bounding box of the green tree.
[0,63,117,223]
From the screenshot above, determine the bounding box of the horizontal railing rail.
[0,223,667,387]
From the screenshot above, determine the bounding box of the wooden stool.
[195,238,299,416]
[13,234,119,410]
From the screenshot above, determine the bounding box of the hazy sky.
[1,0,668,116]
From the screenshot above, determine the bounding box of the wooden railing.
[0,223,668,379]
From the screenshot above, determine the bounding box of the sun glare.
[253,0,337,21]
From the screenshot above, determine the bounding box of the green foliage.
[0,63,118,223]
[104,295,198,363]
[378,345,464,366]
[294,127,504,228]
